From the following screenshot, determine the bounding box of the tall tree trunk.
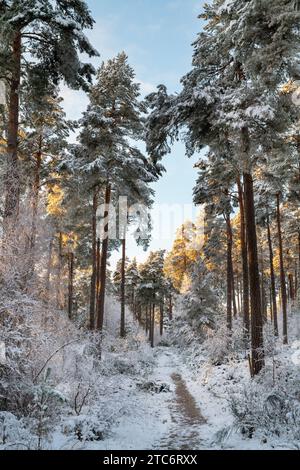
[276,193,288,344]
[244,170,264,375]
[28,138,42,279]
[242,126,264,375]
[120,238,126,338]
[56,232,63,309]
[269,284,273,323]
[225,212,233,330]
[288,273,295,302]
[68,252,74,320]
[4,31,21,226]
[267,214,279,336]
[45,236,54,301]
[89,188,98,330]
[148,306,152,343]
[96,238,101,302]
[168,295,173,320]
[236,279,241,316]
[145,305,149,334]
[232,273,238,318]
[97,184,111,330]
[237,176,250,337]
[150,304,155,348]
[160,302,164,336]
[260,245,267,324]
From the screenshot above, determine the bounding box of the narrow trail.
[153,350,207,450]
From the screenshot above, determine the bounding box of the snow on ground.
[47,301,300,450]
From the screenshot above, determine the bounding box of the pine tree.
[0,0,98,226]
[74,53,159,332]
[125,258,140,315]
[183,259,218,333]
[113,256,129,299]
[164,221,199,292]
[145,0,300,375]
[137,250,167,346]
[21,85,72,281]
[193,152,237,331]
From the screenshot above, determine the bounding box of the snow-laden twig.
[33,340,80,383]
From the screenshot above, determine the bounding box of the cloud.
[60,86,88,121]
[135,80,156,97]
[87,15,120,62]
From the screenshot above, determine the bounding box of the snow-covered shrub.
[63,415,107,442]
[183,262,219,333]
[0,412,33,450]
[24,378,69,449]
[204,318,246,365]
[0,282,108,448]
[230,366,300,443]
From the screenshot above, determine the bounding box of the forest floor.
[49,303,300,451]
[52,343,294,450]
[107,346,297,451]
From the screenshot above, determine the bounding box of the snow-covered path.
[151,349,207,450]
[159,372,206,449]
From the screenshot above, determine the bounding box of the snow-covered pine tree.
[255,185,279,337]
[125,258,141,315]
[145,0,300,375]
[194,150,238,331]
[137,250,167,345]
[73,53,160,333]
[0,0,98,226]
[113,256,129,301]
[164,221,198,292]
[21,84,72,282]
[183,258,218,334]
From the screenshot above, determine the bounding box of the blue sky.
[62,0,206,266]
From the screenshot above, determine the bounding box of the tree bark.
[120,238,126,338]
[56,232,63,309]
[244,171,264,374]
[267,214,278,336]
[96,238,101,305]
[260,245,267,324]
[269,284,273,323]
[225,212,233,330]
[236,279,241,316]
[276,193,288,344]
[145,305,149,334]
[232,274,238,318]
[45,236,54,301]
[68,252,74,321]
[288,273,295,302]
[242,126,264,375]
[96,184,111,330]
[28,137,42,279]
[150,304,155,348]
[168,295,173,320]
[4,31,22,226]
[237,176,250,337]
[149,306,152,343]
[89,188,98,330]
[160,302,164,336]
